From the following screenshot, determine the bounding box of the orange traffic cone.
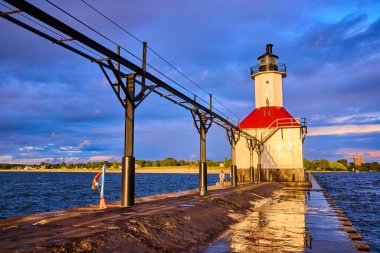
[99,197,107,209]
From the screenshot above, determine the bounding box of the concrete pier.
[0,183,282,252]
[0,178,367,252]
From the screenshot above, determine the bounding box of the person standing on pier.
[219,170,225,187]
[91,164,107,209]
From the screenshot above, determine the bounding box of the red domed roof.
[239,106,300,129]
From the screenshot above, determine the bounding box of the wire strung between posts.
[0,3,230,121]
[44,0,211,106]
[78,0,239,120]
[79,0,143,44]
[44,0,140,61]
[79,0,210,96]
[1,2,238,123]
[213,97,240,120]
[1,2,64,39]
[0,1,238,121]
[18,0,237,121]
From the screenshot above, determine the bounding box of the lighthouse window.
[259,57,278,66]
[259,58,266,66]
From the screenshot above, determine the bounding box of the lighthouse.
[236,44,307,183]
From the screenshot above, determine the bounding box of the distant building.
[354,155,363,166]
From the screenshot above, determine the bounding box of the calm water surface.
[313,172,380,253]
[0,172,219,219]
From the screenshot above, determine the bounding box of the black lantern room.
[258,44,279,71]
[251,44,286,78]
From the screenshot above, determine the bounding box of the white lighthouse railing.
[261,118,300,143]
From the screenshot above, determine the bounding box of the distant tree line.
[304,158,380,172]
[0,157,231,170]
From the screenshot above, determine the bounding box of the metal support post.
[256,162,261,183]
[246,139,254,183]
[121,74,136,207]
[231,139,237,187]
[191,108,212,196]
[226,128,240,187]
[199,114,207,195]
[256,142,263,183]
[115,45,120,95]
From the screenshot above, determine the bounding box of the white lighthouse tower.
[236,44,307,183]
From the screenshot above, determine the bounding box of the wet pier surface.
[0,179,365,252]
[205,176,361,253]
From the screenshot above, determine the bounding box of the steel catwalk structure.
[0,0,262,206]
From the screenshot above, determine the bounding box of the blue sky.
[0,0,379,164]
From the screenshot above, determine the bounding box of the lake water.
[0,172,220,219]
[313,172,380,253]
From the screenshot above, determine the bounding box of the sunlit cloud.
[334,148,380,159]
[0,156,55,164]
[57,146,81,153]
[0,155,13,163]
[308,124,380,136]
[189,153,198,160]
[56,140,92,153]
[88,155,117,162]
[0,155,112,164]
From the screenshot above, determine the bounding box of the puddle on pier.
[204,190,306,253]
[204,239,231,253]
[229,190,307,253]
[205,178,358,253]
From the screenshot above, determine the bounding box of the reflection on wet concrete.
[230,189,306,252]
[206,176,359,252]
[204,238,231,253]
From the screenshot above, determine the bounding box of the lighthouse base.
[237,168,307,183]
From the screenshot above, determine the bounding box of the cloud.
[189,153,198,160]
[0,156,55,164]
[1,0,380,164]
[334,148,380,159]
[56,139,94,153]
[79,140,91,147]
[308,124,380,136]
[0,155,13,163]
[0,155,119,164]
[88,156,117,162]
[200,70,209,81]
[327,112,380,124]
[57,146,81,153]
[19,146,44,151]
